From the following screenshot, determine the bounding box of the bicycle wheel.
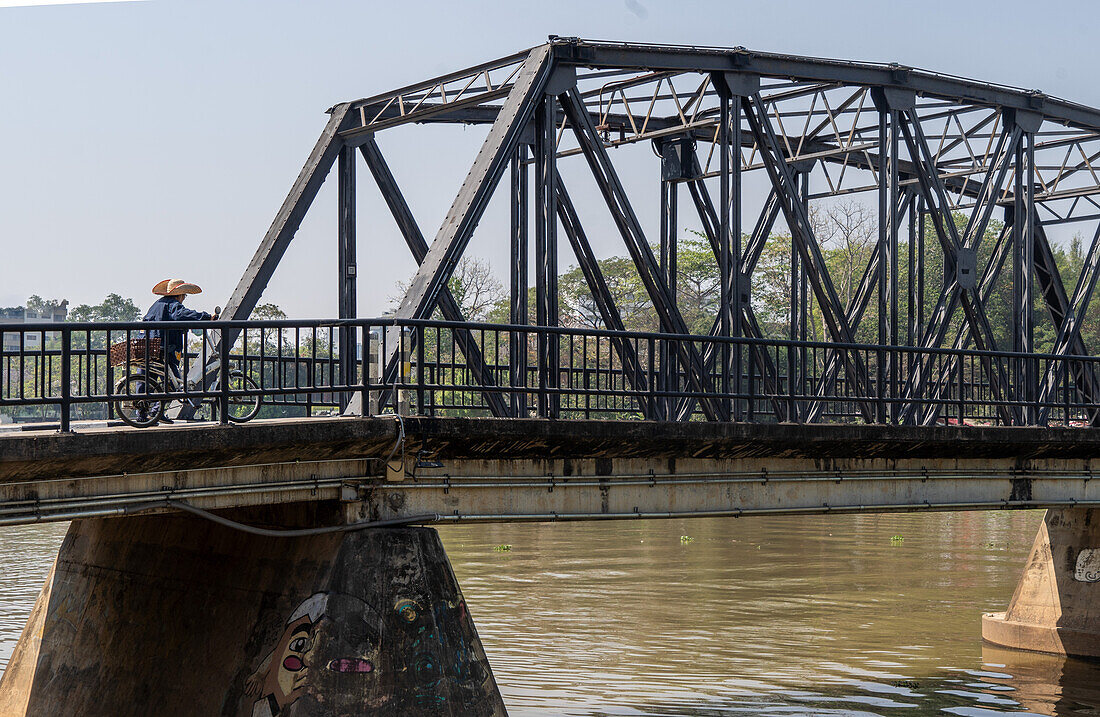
[224,371,261,423]
[113,374,165,428]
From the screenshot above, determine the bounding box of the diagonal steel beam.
[558,86,727,421]
[375,45,552,412]
[679,160,785,421]
[178,104,353,420]
[803,190,917,423]
[919,222,1013,425]
[742,93,875,422]
[741,190,783,274]
[356,137,509,418]
[1035,221,1100,424]
[743,303,789,420]
[924,217,1100,427]
[556,174,659,419]
[896,112,1020,424]
[391,46,553,326]
[224,104,352,322]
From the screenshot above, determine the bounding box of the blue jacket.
[142,296,211,349]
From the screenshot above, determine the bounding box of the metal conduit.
[0,498,1097,530]
[432,499,1100,523]
[390,470,1100,490]
[1,467,1093,519]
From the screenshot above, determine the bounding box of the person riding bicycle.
[142,278,219,378]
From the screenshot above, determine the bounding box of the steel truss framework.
[225,37,1100,426]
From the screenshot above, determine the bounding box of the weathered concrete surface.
[4,417,1100,524]
[0,503,505,716]
[983,508,1100,658]
[8,417,1100,484]
[0,416,400,483]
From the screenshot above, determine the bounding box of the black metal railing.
[1,317,1098,430]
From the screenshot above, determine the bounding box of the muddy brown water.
[2,512,1099,715]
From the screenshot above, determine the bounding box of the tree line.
[437,202,1095,358]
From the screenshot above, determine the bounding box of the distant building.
[1,301,69,352]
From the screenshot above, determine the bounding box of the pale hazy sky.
[2,0,1097,317]
[0,0,141,7]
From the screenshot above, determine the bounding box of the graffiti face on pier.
[244,592,328,717]
[242,591,386,716]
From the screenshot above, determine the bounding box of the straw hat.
[152,278,203,296]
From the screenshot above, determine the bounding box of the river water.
[2,512,1099,716]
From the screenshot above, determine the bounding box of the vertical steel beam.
[791,166,803,422]
[730,93,744,421]
[534,96,559,418]
[659,147,679,419]
[1015,130,1037,422]
[872,89,906,423]
[510,144,530,418]
[877,106,888,424]
[718,93,734,419]
[716,73,750,420]
[337,145,357,411]
[791,168,812,421]
[917,194,925,346]
[907,189,918,350]
[887,111,901,423]
[798,171,809,402]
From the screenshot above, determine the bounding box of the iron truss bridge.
[9,38,1100,432]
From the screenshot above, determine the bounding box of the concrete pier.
[0,504,505,716]
[983,507,1100,658]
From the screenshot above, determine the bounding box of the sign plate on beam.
[957,248,978,290]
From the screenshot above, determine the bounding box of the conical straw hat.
[152,278,203,296]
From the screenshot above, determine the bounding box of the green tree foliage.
[68,293,141,323]
[559,255,656,331]
[250,303,287,320]
[24,295,65,314]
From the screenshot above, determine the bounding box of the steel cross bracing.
[222,37,1100,426]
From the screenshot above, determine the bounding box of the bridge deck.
[2,417,1099,526]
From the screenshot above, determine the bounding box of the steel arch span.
[224,37,1100,427]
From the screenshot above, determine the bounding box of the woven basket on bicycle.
[108,337,163,367]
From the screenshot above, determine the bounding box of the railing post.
[368,329,379,415]
[59,327,71,432]
[218,326,230,425]
[416,326,425,416]
[958,353,966,426]
[358,324,369,417]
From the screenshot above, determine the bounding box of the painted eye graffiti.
[289,636,309,652]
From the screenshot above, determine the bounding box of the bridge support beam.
[0,506,504,716]
[983,507,1100,658]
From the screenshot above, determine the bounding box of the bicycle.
[110,312,261,428]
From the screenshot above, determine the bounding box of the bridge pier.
[0,505,505,716]
[983,507,1100,658]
